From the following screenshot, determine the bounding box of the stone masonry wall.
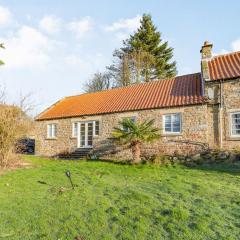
[205,78,240,150]
[35,118,77,157]
[222,79,240,149]
[35,104,209,159]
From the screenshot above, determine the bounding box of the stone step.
[68,148,92,159]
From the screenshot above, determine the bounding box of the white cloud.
[214,38,240,56]
[232,38,240,51]
[67,17,93,39]
[105,15,141,32]
[1,26,58,69]
[39,15,62,34]
[65,53,106,70]
[0,6,12,27]
[65,54,84,66]
[213,49,229,56]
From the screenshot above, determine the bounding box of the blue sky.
[0,0,239,114]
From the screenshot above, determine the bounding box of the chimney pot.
[200,41,213,59]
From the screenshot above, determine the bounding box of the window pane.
[47,125,51,137]
[95,121,99,135]
[232,129,240,135]
[233,117,240,124]
[73,123,78,137]
[165,126,171,132]
[232,113,240,136]
[80,124,85,146]
[172,114,180,132]
[88,123,93,146]
[173,125,180,132]
[164,114,181,133]
[173,114,180,122]
[52,124,56,137]
[48,124,56,138]
[165,123,171,132]
[165,115,171,123]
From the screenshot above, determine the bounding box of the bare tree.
[0,85,6,104]
[107,49,156,87]
[17,92,38,115]
[129,49,156,83]
[0,42,5,65]
[107,50,132,87]
[84,72,112,93]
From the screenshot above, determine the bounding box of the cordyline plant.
[112,118,161,163]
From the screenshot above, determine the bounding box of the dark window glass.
[95,121,99,136]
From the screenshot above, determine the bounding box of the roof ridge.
[66,72,201,99]
[212,50,240,59]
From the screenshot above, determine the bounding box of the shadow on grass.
[185,161,240,176]
[86,158,132,166]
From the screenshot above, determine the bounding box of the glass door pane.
[80,123,86,147]
[87,122,93,146]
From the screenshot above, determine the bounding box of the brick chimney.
[200,41,213,80]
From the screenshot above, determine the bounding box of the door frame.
[77,121,94,148]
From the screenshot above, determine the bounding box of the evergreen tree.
[123,14,177,80]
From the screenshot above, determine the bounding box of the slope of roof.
[36,73,206,120]
[208,51,240,81]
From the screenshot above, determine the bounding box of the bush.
[0,105,32,168]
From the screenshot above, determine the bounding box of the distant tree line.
[85,14,177,93]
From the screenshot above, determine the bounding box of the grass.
[0,156,240,240]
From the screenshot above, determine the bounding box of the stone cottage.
[35,42,240,159]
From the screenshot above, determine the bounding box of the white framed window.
[230,112,240,137]
[72,122,78,138]
[163,113,181,134]
[47,124,57,138]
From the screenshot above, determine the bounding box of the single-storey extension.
[35,41,240,159]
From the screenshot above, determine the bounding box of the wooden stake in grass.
[65,170,74,190]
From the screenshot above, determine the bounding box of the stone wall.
[204,78,240,150]
[222,79,240,149]
[35,77,240,160]
[35,118,77,157]
[35,104,209,159]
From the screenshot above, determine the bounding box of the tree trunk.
[132,142,141,164]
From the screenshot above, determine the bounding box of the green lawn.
[0,156,240,240]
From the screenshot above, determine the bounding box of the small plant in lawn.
[112,118,160,163]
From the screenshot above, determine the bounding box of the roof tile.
[208,51,240,80]
[36,73,205,120]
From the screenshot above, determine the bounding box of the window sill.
[46,137,57,140]
[162,133,182,137]
[227,137,240,141]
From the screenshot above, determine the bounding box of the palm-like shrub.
[112,118,160,163]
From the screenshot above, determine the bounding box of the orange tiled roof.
[208,51,240,81]
[36,73,205,120]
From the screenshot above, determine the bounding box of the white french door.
[77,122,93,148]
